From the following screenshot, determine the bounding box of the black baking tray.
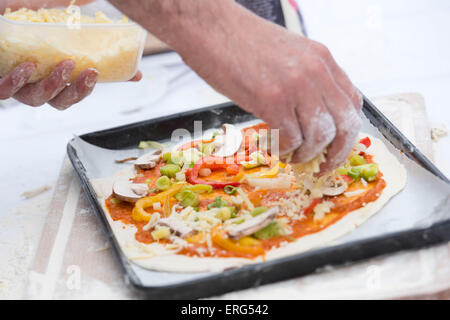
[67,100,450,299]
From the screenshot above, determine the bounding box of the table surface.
[0,0,449,299]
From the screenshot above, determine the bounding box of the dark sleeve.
[235,0,286,27]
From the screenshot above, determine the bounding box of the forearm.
[108,0,236,52]
[107,0,281,98]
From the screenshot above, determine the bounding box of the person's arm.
[109,0,362,170]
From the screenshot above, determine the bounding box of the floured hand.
[112,0,363,173]
[0,60,142,110]
[186,8,364,174]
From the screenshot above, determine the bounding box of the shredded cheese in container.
[0,3,145,83]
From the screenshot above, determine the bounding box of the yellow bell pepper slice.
[231,171,245,182]
[132,183,185,222]
[186,232,205,244]
[238,236,261,247]
[258,162,285,178]
[211,228,264,256]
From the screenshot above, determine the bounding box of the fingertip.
[80,68,99,89]
[59,59,76,69]
[129,70,142,82]
[10,62,36,88]
[17,62,37,72]
[279,137,303,157]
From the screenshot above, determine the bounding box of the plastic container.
[0,6,147,83]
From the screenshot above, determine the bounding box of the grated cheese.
[3,6,127,24]
[361,178,368,187]
[272,190,308,219]
[344,189,366,198]
[0,2,144,83]
[291,151,326,176]
[237,188,255,211]
[175,171,186,182]
[313,201,334,221]
[230,195,243,205]
[143,212,160,231]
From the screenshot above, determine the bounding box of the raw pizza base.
[91,133,407,273]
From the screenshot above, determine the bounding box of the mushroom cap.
[112,180,149,203]
[213,124,243,157]
[157,218,194,238]
[321,176,348,196]
[134,150,162,170]
[228,206,279,240]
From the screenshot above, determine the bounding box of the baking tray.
[67,99,450,299]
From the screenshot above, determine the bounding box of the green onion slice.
[155,176,172,191]
[224,185,238,195]
[250,206,268,217]
[160,164,181,178]
[175,189,199,207]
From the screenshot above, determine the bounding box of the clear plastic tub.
[0,5,147,83]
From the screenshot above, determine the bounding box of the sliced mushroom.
[134,150,162,170]
[213,124,243,157]
[157,218,195,238]
[112,180,149,203]
[320,176,348,196]
[228,206,279,240]
[131,183,150,197]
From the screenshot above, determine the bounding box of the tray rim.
[66,101,450,299]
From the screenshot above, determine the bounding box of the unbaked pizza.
[92,122,406,272]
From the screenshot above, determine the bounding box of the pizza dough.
[91,133,407,273]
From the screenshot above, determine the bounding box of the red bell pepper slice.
[341,174,354,183]
[177,138,216,151]
[303,198,322,215]
[188,156,241,189]
[359,137,371,148]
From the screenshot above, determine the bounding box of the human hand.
[177,4,363,173]
[0,60,142,110]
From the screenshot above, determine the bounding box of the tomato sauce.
[106,173,385,258]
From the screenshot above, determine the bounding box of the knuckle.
[311,42,332,61]
[287,68,307,87]
[306,57,327,77]
[263,84,284,106]
[16,94,45,107]
[316,111,336,145]
[281,135,302,154]
[339,112,361,143]
[354,90,363,110]
[279,120,303,153]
